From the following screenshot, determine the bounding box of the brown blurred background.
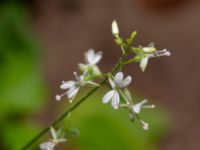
[25,0,200,149]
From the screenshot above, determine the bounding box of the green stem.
[20,54,127,150]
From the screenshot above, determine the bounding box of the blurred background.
[0,0,200,149]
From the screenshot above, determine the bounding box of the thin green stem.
[20,54,127,150]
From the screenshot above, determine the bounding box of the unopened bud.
[142,47,156,53]
[112,20,119,36]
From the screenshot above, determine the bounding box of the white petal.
[91,52,102,64]
[40,141,54,150]
[85,49,95,64]
[108,77,116,89]
[67,87,79,100]
[120,76,132,88]
[140,57,149,72]
[114,72,123,82]
[60,81,76,89]
[73,72,80,82]
[50,127,57,140]
[102,90,115,104]
[133,99,148,114]
[140,120,149,130]
[111,91,120,109]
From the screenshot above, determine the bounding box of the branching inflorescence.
[21,20,171,150]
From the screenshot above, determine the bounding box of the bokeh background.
[1,0,200,150]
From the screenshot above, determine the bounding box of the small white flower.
[122,89,155,130]
[130,100,154,130]
[139,43,171,72]
[109,72,132,89]
[132,99,155,114]
[40,127,67,150]
[56,72,99,102]
[102,72,132,109]
[112,20,119,36]
[79,49,102,77]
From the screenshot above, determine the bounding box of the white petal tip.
[142,125,149,130]
[112,20,119,36]
[141,121,149,130]
[165,51,171,56]
[114,106,119,109]
[55,95,61,101]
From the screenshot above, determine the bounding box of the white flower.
[122,89,155,130]
[139,43,171,72]
[56,72,99,103]
[109,72,132,89]
[79,49,102,77]
[132,99,155,114]
[102,72,132,109]
[111,20,119,36]
[131,100,154,130]
[40,127,67,150]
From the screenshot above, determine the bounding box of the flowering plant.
[21,20,171,150]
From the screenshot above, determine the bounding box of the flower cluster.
[37,19,173,150]
[54,20,171,131]
[40,127,67,150]
[56,49,102,103]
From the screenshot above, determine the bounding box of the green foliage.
[0,3,47,149]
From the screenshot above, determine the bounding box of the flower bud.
[142,47,156,53]
[112,20,119,36]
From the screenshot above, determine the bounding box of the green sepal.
[130,47,143,54]
[114,37,124,46]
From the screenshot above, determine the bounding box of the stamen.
[55,95,61,101]
[55,91,68,101]
[142,104,155,109]
[155,49,171,57]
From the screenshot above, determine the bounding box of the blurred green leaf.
[0,3,47,150]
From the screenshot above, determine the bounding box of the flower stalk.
[20,20,171,150]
